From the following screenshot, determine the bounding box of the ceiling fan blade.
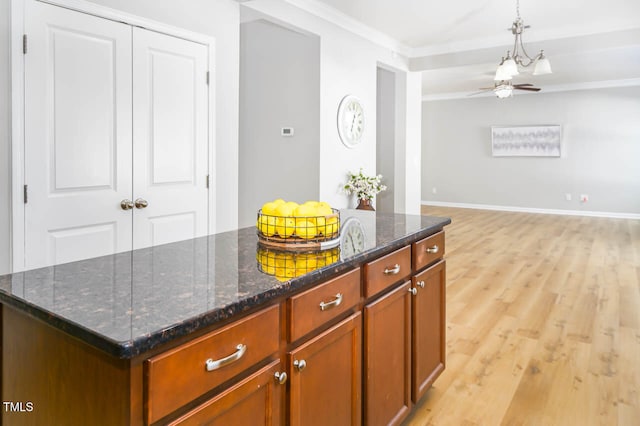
[513,83,534,87]
[477,86,495,90]
[467,89,491,96]
[515,87,541,91]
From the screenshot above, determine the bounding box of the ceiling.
[299,0,640,98]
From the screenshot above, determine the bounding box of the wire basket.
[256,246,340,281]
[256,208,340,249]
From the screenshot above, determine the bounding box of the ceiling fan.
[469,81,541,98]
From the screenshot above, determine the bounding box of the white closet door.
[131,27,209,249]
[24,1,133,268]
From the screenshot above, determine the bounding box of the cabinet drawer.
[412,231,444,271]
[288,268,360,342]
[167,360,283,426]
[145,305,280,424]
[363,246,411,298]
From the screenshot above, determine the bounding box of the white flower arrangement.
[343,168,387,201]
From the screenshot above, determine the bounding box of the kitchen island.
[1,210,450,425]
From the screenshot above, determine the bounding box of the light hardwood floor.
[404,206,640,426]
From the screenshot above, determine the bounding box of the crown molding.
[283,0,411,56]
[422,78,640,101]
[410,25,640,58]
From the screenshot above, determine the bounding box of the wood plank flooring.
[403,206,640,426]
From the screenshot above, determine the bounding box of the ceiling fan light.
[494,85,513,98]
[503,58,519,76]
[533,55,552,75]
[494,64,513,81]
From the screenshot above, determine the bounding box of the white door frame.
[11,0,217,272]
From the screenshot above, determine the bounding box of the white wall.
[0,0,240,274]
[422,87,640,215]
[239,19,320,227]
[242,0,421,211]
[0,0,11,274]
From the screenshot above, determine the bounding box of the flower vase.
[356,199,375,211]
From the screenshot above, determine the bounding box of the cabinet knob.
[417,280,425,288]
[408,287,418,296]
[120,199,134,210]
[274,371,287,385]
[426,245,439,254]
[293,359,307,372]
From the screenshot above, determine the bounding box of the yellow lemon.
[275,256,295,278]
[284,201,299,211]
[295,254,317,273]
[294,204,318,219]
[302,200,319,208]
[257,215,277,236]
[316,204,333,216]
[295,219,317,239]
[261,201,279,216]
[273,198,286,206]
[317,201,332,210]
[276,217,296,238]
[325,216,339,236]
[275,203,296,218]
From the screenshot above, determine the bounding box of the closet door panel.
[24,1,133,269]
[132,27,209,250]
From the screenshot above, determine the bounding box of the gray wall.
[376,67,395,213]
[239,20,320,227]
[422,87,640,215]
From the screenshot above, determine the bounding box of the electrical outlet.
[565,193,572,201]
[580,194,589,203]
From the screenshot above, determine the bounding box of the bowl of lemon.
[256,246,340,281]
[256,199,340,249]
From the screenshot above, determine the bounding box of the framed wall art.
[491,125,562,157]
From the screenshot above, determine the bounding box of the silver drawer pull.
[205,344,246,372]
[426,245,439,254]
[319,293,343,311]
[383,264,401,275]
[417,280,425,288]
[408,288,417,296]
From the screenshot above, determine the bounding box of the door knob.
[135,198,148,209]
[120,199,134,210]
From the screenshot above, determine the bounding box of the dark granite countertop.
[0,210,450,359]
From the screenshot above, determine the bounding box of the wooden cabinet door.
[168,360,284,426]
[364,281,412,426]
[412,260,446,403]
[288,312,362,426]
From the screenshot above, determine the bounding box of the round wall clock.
[340,217,366,259]
[337,95,365,148]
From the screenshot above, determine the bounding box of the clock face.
[340,218,366,259]
[337,95,364,148]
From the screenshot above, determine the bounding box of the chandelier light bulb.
[533,51,552,75]
[494,63,513,81]
[503,57,519,76]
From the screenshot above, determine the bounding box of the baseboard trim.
[421,201,640,220]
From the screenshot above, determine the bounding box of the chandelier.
[494,0,552,81]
